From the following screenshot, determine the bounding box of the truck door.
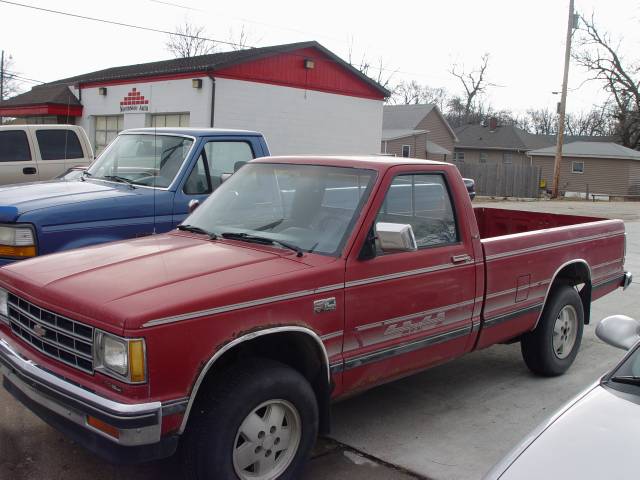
[0,129,39,184]
[343,167,477,390]
[173,137,260,226]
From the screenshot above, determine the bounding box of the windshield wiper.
[177,224,217,239]
[220,232,303,257]
[100,175,137,188]
[255,219,285,231]
[610,376,640,386]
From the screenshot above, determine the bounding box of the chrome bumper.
[623,271,633,290]
[0,335,163,447]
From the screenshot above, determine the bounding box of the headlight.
[0,225,36,258]
[94,330,147,384]
[0,288,7,322]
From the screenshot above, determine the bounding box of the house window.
[401,145,411,158]
[572,161,584,174]
[503,152,513,164]
[94,115,124,156]
[151,113,190,128]
[453,152,465,162]
[479,152,488,163]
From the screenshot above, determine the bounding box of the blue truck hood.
[0,180,145,221]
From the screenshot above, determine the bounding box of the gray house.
[528,142,640,197]
[381,104,457,162]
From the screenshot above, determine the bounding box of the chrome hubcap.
[553,305,578,359]
[232,399,301,480]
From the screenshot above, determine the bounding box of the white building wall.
[77,77,213,145]
[213,78,383,155]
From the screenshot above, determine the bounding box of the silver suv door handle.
[451,254,472,264]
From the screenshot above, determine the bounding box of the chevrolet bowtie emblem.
[33,324,47,338]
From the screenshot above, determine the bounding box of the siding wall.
[417,111,455,162]
[531,155,632,196]
[381,133,427,159]
[628,161,640,195]
[454,148,529,166]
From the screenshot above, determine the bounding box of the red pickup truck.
[0,156,632,479]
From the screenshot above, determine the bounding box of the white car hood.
[493,384,640,480]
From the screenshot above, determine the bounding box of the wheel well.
[550,262,592,324]
[187,332,331,435]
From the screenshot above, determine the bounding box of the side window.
[184,153,211,195]
[376,173,458,251]
[0,130,32,162]
[203,141,254,189]
[36,130,84,160]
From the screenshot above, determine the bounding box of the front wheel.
[521,285,584,376]
[183,358,319,480]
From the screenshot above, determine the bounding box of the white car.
[0,125,93,185]
[485,313,640,480]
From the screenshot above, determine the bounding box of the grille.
[7,293,94,373]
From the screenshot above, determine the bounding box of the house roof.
[0,41,390,113]
[0,83,81,108]
[381,129,427,141]
[426,140,451,156]
[382,104,458,142]
[528,141,640,161]
[455,123,620,152]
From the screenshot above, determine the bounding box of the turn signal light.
[0,246,36,258]
[87,415,120,439]
[128,339,146,383]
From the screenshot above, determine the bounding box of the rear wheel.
[183,358,318,480]
[521,285,584,376]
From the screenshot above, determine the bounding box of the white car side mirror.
[596,315,640,350]
[376,222,417,253]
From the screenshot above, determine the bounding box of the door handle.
[451,254,472,264]
[23,167,37,175]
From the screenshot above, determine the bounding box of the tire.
[183,358,319,480]
[521,285,584,376]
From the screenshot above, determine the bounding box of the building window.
[453,152,465,162]
[503,152,513,164]
[479,152,488,163]
[152,113,190,128]
[401,145,411,158]
[94,115,124,155]
[572,161,584,174]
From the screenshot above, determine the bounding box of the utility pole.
[0,50,4,125]
[551,0,576,198]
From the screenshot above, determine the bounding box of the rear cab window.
[35,129,84,160]
[0,130,32,162]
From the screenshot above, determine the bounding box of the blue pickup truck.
[0,128,269,266]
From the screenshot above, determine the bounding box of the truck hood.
[0,179,137,221]
[492,384,640,480]
[0,233,312,331]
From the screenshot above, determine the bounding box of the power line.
[4,70,44,84]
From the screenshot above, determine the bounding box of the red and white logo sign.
[120,88,149,112]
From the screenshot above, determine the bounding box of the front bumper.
[0,336,180,463]
[622,271,633,290]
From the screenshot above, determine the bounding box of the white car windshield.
[87,134,193,188]
[184,163,377,256]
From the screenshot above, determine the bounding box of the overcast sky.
[2,0,639,115]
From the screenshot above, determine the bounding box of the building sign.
[120,88,149,112]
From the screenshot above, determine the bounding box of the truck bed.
[473,207,626,349]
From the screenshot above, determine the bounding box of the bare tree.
[388,81,450,109]
[572,13,640,149]
[166,22,216,58]
[449,53,492,125]
[565,103,616,136]
[1,53,23,101]
[523,108,558,135]
[228,25,257,51]
[347,39,396,90]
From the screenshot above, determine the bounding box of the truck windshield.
[87,134,193,188]
[185,163,377,256]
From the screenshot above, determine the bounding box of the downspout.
[208,75,216,127]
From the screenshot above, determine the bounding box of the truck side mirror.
[376,222,417,253]
[188,199,200,213]
[220,173,233,183]
[596,315,640,350]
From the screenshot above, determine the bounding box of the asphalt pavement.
[0,199,638,480]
